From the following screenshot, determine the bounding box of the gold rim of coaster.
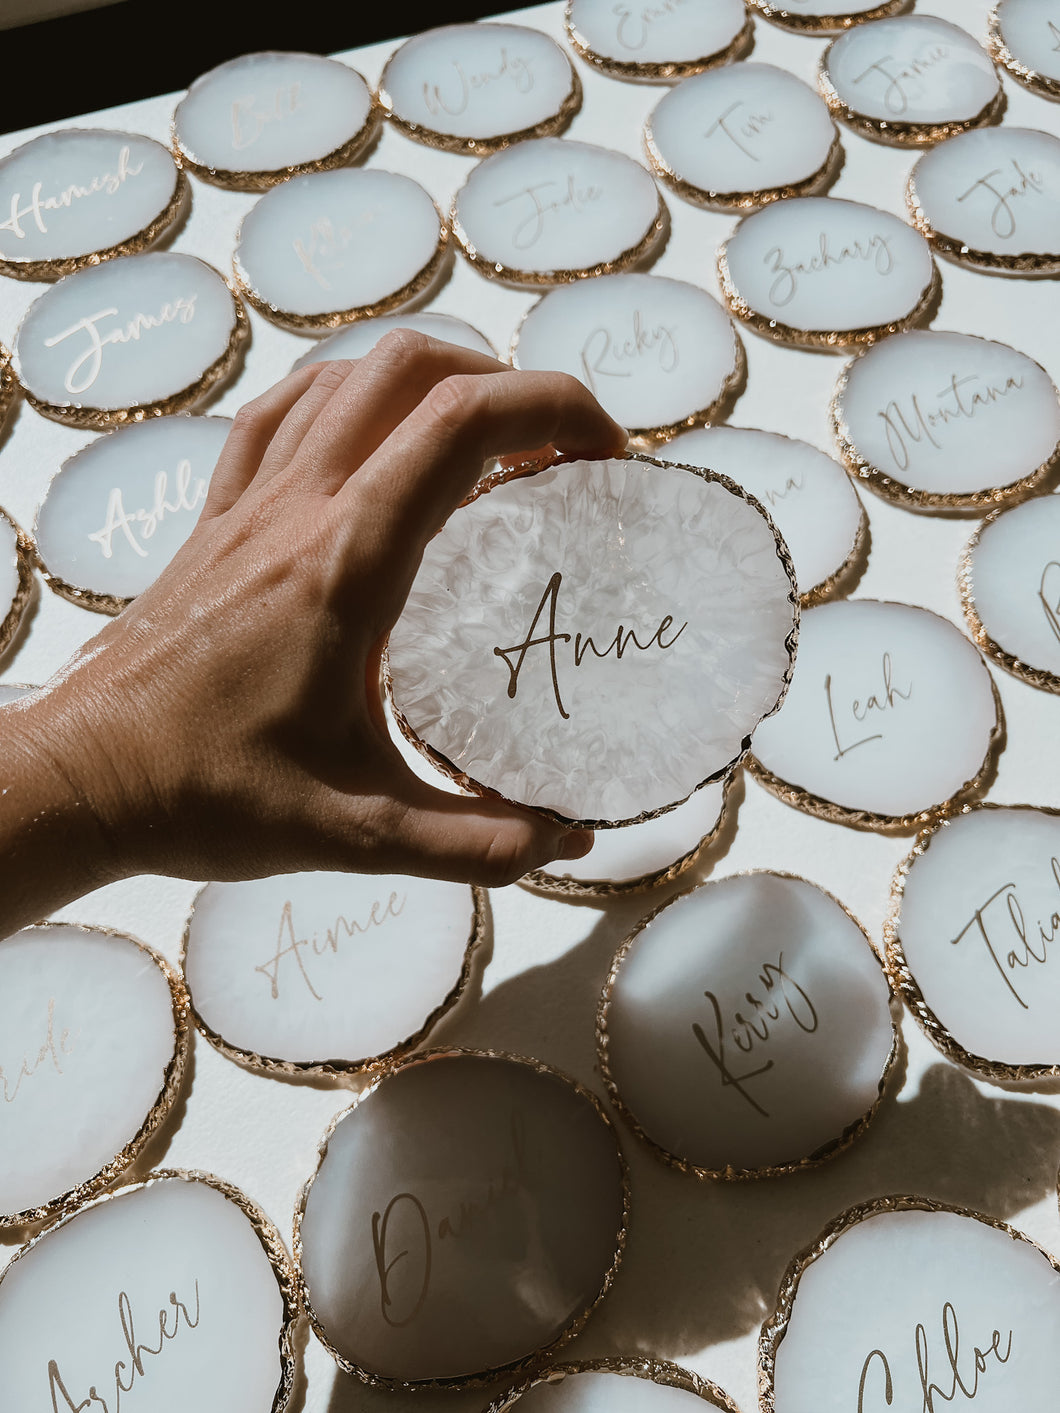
[596,870,902,1180]
[0,505,35,659]
[292,1045,631,1391]
[0,921,191,1232]
[987,4,1060,102]
[747,0,910,34]
[884,802,1060,1083]
[906,168,1060,274]
[0,343,18,429]
[179,885,488,1079]
[486,1357,742,1412]
[563,7,755,83]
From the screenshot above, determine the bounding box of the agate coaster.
[761,1197,1060,1412]
[564,0,752,83]
[34,414,231,613]
[907,126,1060,275]
[0,923,188,1228]
[0,129,187,281]
[717,196,938,351]
[386,455,798,828]
[291,311,494,371]
[182,873,484,1076]
[832,330,1060,510]
[511,274,743,440]
[747,0,909,35]
[172,51,378,189]
[887,803,1060,1082]
[0,506,33,657]
[451,137,666,287]
[233,169,447,331]
[645,63,840,211]
[295,1049,628,1387]
[379,23,580,153]
[748,599,1001,832]
[0,1170,299,1410]
[960,494,1060,693]
[989,0,1060,101]
[817,16,1003,146]
[487,1359,740,1412]
[599,872,897,1178]
[664,426,867,604]
[12,252,248,429]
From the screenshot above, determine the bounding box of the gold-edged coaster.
[510,273,744,441]
[0,922,189,1230]
[747,598,1002,834]
[171,51,379,190]
[817,15,1004,146]
[717,196,938,351]
[294,1048,629,1388]
[451,137,667,287]
[760,1195,1060,1412]
[11,251,248,430]
[487,1358,741,1412]
[290,310,495,372]
[645,62,841,212]
[385,454,797,829]
[886,802,1060,1083]
[181,875,485,1078]
[598,871,898,1180]
[0,506,33,657]
[0,1169,300,1411]
[907,125,1060,275]
[379,22,581,154]
[232,168,448,332]
[0,341,17,430]
[564,0,752,83]
[831,329,1060,511]
[988,0,1060,102]
[747,0,910,36]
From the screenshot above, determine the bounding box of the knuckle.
[423,374,488,438]
[475,829,528,889]
[307,358,357,395]
[367,327,436,374]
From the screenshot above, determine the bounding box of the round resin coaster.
[233,168,447,331]
[0,507,33,657]
[907,126,1060,274]
[295,1049,628,1387]
[989,0,1060,100]
[748,599,1001,832]
[664,426,866,604]
[12,252,247,429]
[386,455,798,828]
[887,803,1060,1081]
[511,274,743,439]
[818,15,1003,146]
[717,196,938,351]
[0,129,187,281]
[646,63,840,211]
[379,23,580,153]
[760,1197,1060,1412]
[748,0,909,35]
[291,311,494,371]
[0,923,188,1228]
[832,330,1060,510]
[599,872,896,1178]
[182,874,483,1076]
[0,1170,299,1410]
[488,1359,741,1412]
[960,494,1060,693]
[172,51,378,189]
[34,414,231,613]
[564,0,751,83]
[451,137,666,287]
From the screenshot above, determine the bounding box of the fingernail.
[557,828,594,860]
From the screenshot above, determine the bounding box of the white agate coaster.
[233,168,447,331]
[182,874,483,1076]
[12,252,248,430]
[0,129,188,281]
[818,16,1003,146]
[907,126,1060,275]
[379,23,580,153]
[748,599,1001,832]
[989,0,1060,100]
[748,0,909,35]
[833,330,1060,510]
[0,506,33,657]
[760,1197,1060,1412]
[172,51,378,189]
[564,0,751,83]
[664,426,867,604]
[451,137,666,287]
[960,494,1060,693]
[599,872,896,1178]
[511,274,743,439]
[645,63,840,211]
[291,311,494,371]
[295,1049,628,1387]
[33,414,230,614]
[386,455,798,828]
[0,1170,299,1409]
[487,1359,741,1412]
[717,196,938,351]
[0,923,188,1227]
